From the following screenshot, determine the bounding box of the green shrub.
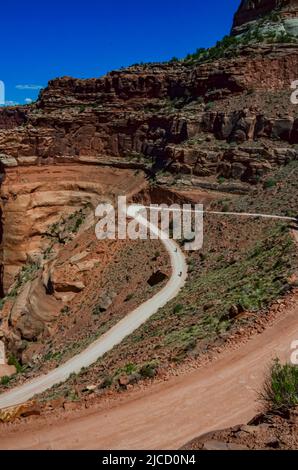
[7,354,23,373]
[205,101,214,110]
[61,305,70,314]
[100,375,113,389]
[125,293,134,302]
[173,304,183,314]
[139,361,158,378]
[260,359,298,412]
[217,176,226,185]
[0,375,11,386]
[264,178,277,189]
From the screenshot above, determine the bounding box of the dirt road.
[0,291,297,450]
[0,206,187,409]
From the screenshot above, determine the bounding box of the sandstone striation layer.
[232,0,298,35]
[0,0,297,364]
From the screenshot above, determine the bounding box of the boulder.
[202,439,249,450]
[95,291,117,312]
[51,279,85,293]
[118,375,130,387]
[147,271,168,287]
[75,259,100,272]
[0,364,16,379]
[0,401,40,423]
[271,118,294,142]
[9,278,61,342]
[69,251,89,264]
[0,153,18,167]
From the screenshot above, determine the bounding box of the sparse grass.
[264,178,277,189]
[0,375,12,386]
[7,354,24,373]
[44,351,63,362]
[260,359,298,413]
[8,261,40,298]
[31,163,298,402]
[0,355,28,387]
[46,206,88,244]
[183,29,297,65]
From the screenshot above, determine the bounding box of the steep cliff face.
[0,0,297,372]
[0,2,297,300]
[0,165,144,293]
[232,0,298,35]
[0,45,297,171]
[0,165,148,362]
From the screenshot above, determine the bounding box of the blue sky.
[0,0,240,105]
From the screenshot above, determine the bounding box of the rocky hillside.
[182,359,298,450]
[182,407,298,450]
[0,2,297,187]
[232,0,298,35]
[0,0,297,382]
[1,7,296,297]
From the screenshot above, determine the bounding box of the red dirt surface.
[0,289,297,450]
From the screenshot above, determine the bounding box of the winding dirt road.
[0,291,297,450]
[0,217,297,449]
[0,205,187,409]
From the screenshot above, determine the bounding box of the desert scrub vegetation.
[37,163,298,401]
[39,215,298,403]
[0,260,41,312]
[157,223,295,358]
[39,360,159,402]
[183,29,297,65]
[260,359,298,413]
[219,161,298,219]
[0,354,28,387]
[11,261,40,293]
[45,205,90,244]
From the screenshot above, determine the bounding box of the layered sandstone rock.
[0,165,145,293]
[0,40,296,298]
[0,0,297,360]
[232,0,298,35]
[0,165,147,354]
[0,45,297,177]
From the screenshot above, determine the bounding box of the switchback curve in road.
[0,205,187,409]
[0,291,297,450]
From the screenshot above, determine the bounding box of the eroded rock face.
[0,45,297,186]
[0,340,5,364]
[0,164,144,293]
[0,0,296,361]
[9,279,61,341]
[232,0,298,35]
[234,1,286,28]
[0,165,147,357]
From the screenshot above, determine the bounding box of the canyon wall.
[232,0,298,35]
[0,15,297,295]
[0,46,297,171]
